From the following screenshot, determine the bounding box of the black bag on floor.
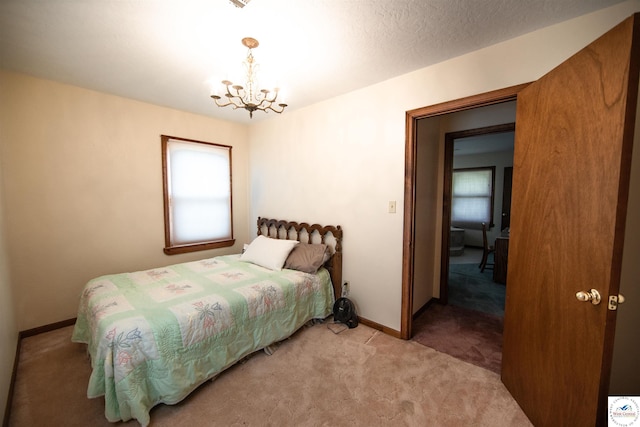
[333,297,358,328]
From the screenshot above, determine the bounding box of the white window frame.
[161,135,234,254]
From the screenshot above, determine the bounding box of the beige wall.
[412,117,443,313]
[0,128,17,422]
[247,1,640,331]
[0,71,251,331]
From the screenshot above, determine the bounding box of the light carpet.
[9,323,531,426]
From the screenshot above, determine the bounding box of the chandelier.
[229,0,251,7]
[211,37,287,119]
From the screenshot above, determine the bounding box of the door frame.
[401,83,530,339]
[501,166,513,231]
[439,123,515,305]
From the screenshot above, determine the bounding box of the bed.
[72,217,343,426]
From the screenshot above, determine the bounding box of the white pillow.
[240,235,299,271]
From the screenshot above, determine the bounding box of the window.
[162,135,234,254]
[451,167,495,230]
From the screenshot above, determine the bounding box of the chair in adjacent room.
[479,222,495,272]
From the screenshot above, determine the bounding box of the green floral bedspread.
[72,255,334,426]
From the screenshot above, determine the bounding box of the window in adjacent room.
[451,166,495,230]
[161,135,234,254]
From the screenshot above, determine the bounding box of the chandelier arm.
[263,104,286,114]
[256,88,275,102]
[211,97,232,107]
[211,97,242,110]
[254,98,274,109]
[229,95,245,107]
[225,83,250,108]
[227,85,246,99]
[261,93,283,106]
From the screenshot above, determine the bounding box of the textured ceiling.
[0,0,627,124]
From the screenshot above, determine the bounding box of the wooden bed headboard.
[256,217,343,299]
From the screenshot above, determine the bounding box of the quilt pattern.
[72,254,333,426]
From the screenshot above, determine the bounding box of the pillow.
[240,235,299,271]
[284,243,332,274]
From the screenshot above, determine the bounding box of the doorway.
[440,124,514,312]
[400,84,529,340]
[409,114,516,373]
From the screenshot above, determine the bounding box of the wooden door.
[502,14,639,427]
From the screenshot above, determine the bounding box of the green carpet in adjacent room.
[448,262,505,318]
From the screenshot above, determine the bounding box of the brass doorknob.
[576,289,601,305]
